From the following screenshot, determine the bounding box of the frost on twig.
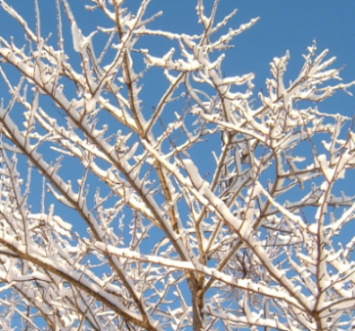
[0,0,354,330]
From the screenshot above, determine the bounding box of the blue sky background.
[3,1,355,101]
[0,1,354,222]
[1,0,355,233]
[2,1,355,115]
[0,1,355,329]
[135,1,355,111]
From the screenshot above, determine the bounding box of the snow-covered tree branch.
[0,0,354,330]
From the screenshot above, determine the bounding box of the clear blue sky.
[137,1,355,114]
[1,2,355,329]
[2,1,355,113]
[1,0,355,223]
